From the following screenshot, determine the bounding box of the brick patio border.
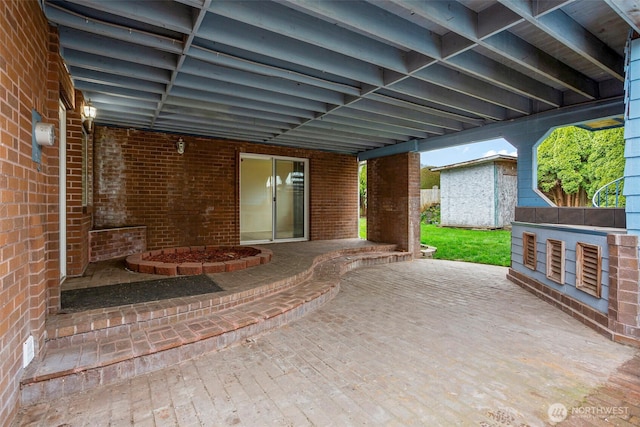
[125,246,272,276]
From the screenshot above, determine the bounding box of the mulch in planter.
[61,275,223,313]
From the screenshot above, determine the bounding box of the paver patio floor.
[15,259,639,426]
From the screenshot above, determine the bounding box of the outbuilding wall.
[439,159,516,228]
[440,162,494,227]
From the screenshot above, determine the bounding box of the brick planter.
[126,246,272,276]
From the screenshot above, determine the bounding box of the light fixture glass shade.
[83,103,96,119]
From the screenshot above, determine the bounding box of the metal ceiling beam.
[388,78,506,120]
[90,102,156,117]
[411,64,531,114]
[45,4,184,54]
[322,114,429,140]
[157,110,288,134]
[274,131,385,148]
[482,31,598,99]
[197,14,385,86]
[83,94,159,111]
[284,126,394,146]
[59,28,178,70]
[181,58,345,105]
[498,0,625,81]
[153,119,277,140]
[302,119,413,141]
[151,0,211,127]
[63,49,172,84]
[359,97,624,161]
[272,132,385,150]
[365,93,481,126]
[261,137,368,154]
[276,0,441,57]
[209,0,410,73]
[476,2,524,38]
[334,108,445,136]
[348,98,468,131]
[445,50,562,107]
[387,0,600,101]
[71,67,167,94]
[166,93,305,124]
[173,73,327,113]
[274,0,545,114]
[64,0,195,34]
[272,136,378,153]
[187,46,362,97]
[74,80,162,102]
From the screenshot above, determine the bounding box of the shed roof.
[431,154,517,172]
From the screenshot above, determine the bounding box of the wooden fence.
[421,187,440,207]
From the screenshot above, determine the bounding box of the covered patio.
[5,1,640,426]
[15,254,640,425]
[19,240,410,406]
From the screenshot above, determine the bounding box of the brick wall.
[0,2,62,426]
[66,91,92,276]
[91,126,358,251]
[367,152,421,257]
[608,234,640,345]
[89,226,147,262]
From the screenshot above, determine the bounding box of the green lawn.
[359,218,511,267]
[421,224,511,266]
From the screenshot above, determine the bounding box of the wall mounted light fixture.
[82,99,97,132]
[34,122,55,146]
[176,137,185,154]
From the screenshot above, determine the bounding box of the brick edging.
[21,283,341,406]
[507,269,612,339]
[125,246,272,276]
[23,249,412,405]
[46,244,402,344]
[508,269,640,347]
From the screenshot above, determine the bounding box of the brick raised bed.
[125,246,272,276]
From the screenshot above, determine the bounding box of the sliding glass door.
[240,154,308,243]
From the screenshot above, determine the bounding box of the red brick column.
[608,233,640,345]
[367,152,421,257]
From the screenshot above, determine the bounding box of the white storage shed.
[433,155,517,229]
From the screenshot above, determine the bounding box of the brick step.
[21,250,411,405]
[45,244,399,348]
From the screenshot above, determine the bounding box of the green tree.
[537,126,625,206]
[420,166,440,189]
[359,162,367,216]
[587,128,625,206]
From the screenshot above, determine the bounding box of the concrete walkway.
[15,259,639,426]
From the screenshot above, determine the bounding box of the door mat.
[61,275,224,313]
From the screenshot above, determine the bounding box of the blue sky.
[420,138,517,167]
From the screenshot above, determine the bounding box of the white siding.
[440,163,495,227]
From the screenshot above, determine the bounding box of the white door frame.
[59,101,66,280]
[240,153,309,244]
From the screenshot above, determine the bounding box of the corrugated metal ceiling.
[44,0,637,155]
